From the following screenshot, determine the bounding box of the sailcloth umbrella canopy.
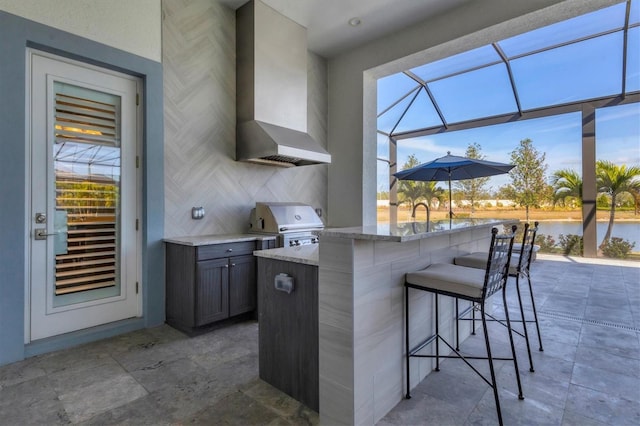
[394,152,515,220]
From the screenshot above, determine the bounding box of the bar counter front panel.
[317,219,517,425]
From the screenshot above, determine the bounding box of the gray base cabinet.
[166,240,268,333]
[195,257,229,325]
[229,254,257,316]
[257,257,319,412]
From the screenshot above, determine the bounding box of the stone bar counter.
[317,219,517,425]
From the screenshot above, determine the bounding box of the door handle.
[34,229,58,240]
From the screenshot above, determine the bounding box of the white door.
[28,51,141,341]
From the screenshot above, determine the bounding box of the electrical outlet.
[192,207,205,220]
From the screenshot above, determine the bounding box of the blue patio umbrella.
[393,152,515,220]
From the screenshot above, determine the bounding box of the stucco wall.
[0,0,161,62]
[326,0,618,227]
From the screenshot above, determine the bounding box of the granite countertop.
[319,218,518,242]
[164,233,276,246]
[253,244,319,266]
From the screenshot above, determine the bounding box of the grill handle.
[279,224,323,232]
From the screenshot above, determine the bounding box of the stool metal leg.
[526,272,544,351]
[514,274,535,372]
[481,302,503,426]
[405,286,411,399]
[471,303,476,335]
[503,285,524,400]
[435,293,440,372]
[455,298,460,351]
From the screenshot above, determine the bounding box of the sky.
[377,102,640,193]
[376,1,640,195]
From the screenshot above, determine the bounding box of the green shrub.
[601,237,635,259]
[596,194,610,208]
[535,233,556,252]
[558,234,583,256]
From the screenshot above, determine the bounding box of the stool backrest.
[517,221,539,274]
[483,226,516,300]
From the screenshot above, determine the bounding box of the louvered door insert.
[53,91,120,295]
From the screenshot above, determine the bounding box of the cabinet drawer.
[197,241,255,261]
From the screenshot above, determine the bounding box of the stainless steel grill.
[249,202,323,247]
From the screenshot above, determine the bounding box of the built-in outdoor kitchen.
[166,199,515,424]
[250,202,322,412]
[166,201,322,404]
[164,201,321,335]
[163,0,332,415]
[160,0,520,424]
[4,0,632,425]
[167,212,518,420]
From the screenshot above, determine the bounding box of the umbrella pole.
[448,175,453,226]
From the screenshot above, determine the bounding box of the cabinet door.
[195,258,229,326]
[229,255,256,316]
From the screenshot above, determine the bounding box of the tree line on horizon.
[391,139,640,250]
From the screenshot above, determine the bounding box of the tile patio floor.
[0,254,638,425]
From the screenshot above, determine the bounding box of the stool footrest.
[408,333,438,358]
[412,353,518,362]
[408,334,496,388]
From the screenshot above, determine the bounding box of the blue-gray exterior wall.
[0,11,164,366]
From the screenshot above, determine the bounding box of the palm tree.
[551,169,582,207]
[397,155,427,219]
[397,154,446,220]
[398,180,445,215]
[596,160,640,246]
[421,181,445,214]
[398,179,426,217]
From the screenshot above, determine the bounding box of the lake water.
[536,221,640,250]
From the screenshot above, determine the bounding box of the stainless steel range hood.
[236,0,331,167]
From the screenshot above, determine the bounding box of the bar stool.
[454,222,543,373]
[404,226,522,426]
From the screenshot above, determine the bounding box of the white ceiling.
[219,0,471,57]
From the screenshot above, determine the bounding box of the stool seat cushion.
[406,263,487,299]
[454,252,523,275]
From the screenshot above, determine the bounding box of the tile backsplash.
[162,0,328,238]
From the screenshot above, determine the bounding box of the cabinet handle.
[231,263,236,267]
[224,264,229,268]
[226,248,233,252]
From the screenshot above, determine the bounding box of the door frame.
[24,48,144,343]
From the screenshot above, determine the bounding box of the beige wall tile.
[319,375,353,425]
[374,240,420,264]
[320,237,353,273]
[319,323,354,392]
[162,0,328,237]
[318,269,354,329]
